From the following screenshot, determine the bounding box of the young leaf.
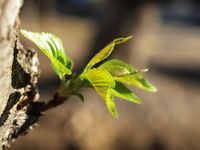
[112,82,141,104]
[20,30,73,80]
[84,36,132,71]
[106,88,118,118]
[99,59,137,77]
[83,68,118,117]
[115,75,157,92]
[100,59,157,92]
[83,68,115,100]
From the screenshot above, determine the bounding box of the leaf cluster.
[21,30,157,118]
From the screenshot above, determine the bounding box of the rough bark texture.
[0,0,40,149]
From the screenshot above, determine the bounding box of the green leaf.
[100,59,157,92]
[99,59,138,76]
[83,68,118,117]
[112,82,141,104]
[106,88,118,118]
[115,75,157,92]
[84,36,132,71]
[81,80,93,88]
[83,68,115,100]
[20,30,73,80]
[73,92,85,102]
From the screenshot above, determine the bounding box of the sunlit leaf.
[83,68,118,117]
[115,75,157,92]
[100,59,157,92]
[84,36,132,71]
[106,88,118,118]
[99,59,138,76]
[21,30,72,80]
[112,82,141,104]
[84,68,115,100]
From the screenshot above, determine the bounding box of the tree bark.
[0,0,41,149]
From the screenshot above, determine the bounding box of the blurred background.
[12,0,200,149]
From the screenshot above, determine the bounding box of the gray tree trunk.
[0,0,41,149]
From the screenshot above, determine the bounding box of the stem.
[43,92,67,111]
[42,75,84,111]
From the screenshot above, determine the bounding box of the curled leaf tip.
[151,86,158,93]
[114,36,133,45]
[141,68,148,72]
[123,36,133,42]
[126,35,133,40]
